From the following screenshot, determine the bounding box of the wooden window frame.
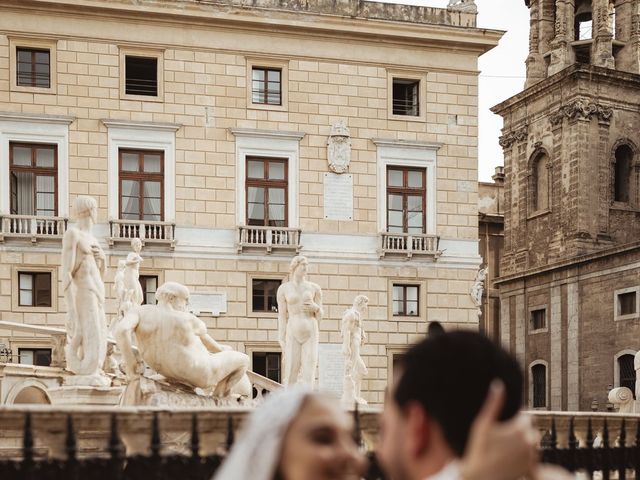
[386,70,427,122]
[251,278,281,313]
[386,166,426,234]
[251,67,282,106]
[118,149,165,221]
[139,274,159,305]
[9,142,58,216]
[251,351,282,383]
[18,347,52,366]
[118,46,164,102]
[245,157,288,227]
[9,37,57,94]
[18,271,52,308]
[16,47,50,89]
[392,284,420,317]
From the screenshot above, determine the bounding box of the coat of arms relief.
[327,120,352,174]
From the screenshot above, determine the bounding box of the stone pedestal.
[48,385,124,406]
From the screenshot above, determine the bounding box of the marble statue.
[115,281,250,401]
[341,295,369,405]
[277,255,323,387]
[470,266,487,316]
[113,238,144,328]
[447,0,477,13]
[61,196,110,386]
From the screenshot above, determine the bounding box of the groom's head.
[378,328,522,480]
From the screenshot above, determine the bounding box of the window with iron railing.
[251,67,282,105]
[392,78,420,116]
[16,47,50,88]
[19,348,52,367]
[125,56,158,96]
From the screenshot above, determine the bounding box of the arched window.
[618,354,636,398]
[531,363,547,408]
[614,145,633,203]
[531,152,550,212]
[575,0,593,41]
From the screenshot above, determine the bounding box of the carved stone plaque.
[323,173,353,221]
[318,343,344,395]
[188,292,227,316]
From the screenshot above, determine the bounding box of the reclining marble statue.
[62,195,110,386]
[341,295,369,405]
[277,255,323,387]
[115,281,251,404]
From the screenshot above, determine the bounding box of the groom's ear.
[404,401,431,457]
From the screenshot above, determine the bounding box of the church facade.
[494,0,640,410]
[0,0,499,405]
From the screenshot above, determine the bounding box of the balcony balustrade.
[379,232,440,259]
[0,215,67,243]
[237,225,302,254]
[109,219,176,249]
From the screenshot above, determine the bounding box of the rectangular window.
[252,351,281,383]
[252,279,280,313]
[530,308,546,331]
[18,272,52,307]
[392,78,420,116]
[393,284,419,316]
[19,348,52,366]
[119,149,164,221]
[10,143,57,217]
[387,167,426,234]
[252,67,282,105]
[16,47,50,88]
[139,275,158,305]
[125,56,158,96]
[619,292,637,316]
[246,157,287,227]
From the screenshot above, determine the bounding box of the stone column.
[567,280,580,410]
[550,286,562,410]
[549,0,573,75]
[592,0,615,68]
[526,0,547,87]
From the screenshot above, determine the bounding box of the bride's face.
[278,396,366,480]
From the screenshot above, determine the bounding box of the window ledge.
[248,311,279,319]
[388,113,426,123]
[392,315,421,320]
[615,313,640,322]
[528,327,549,335]
[120,93,164,103]
[108,219,176,250]
[248,103,287,112]
[11,85,56,95]
[610,202,640,213]
[527,209,551,220]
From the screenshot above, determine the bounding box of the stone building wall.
[0,0,500,404]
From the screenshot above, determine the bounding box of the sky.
[374,0,530,181]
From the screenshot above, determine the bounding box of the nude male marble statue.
[113,238,144,329]
[277,255,323,387]
[115,281,249,398]
[341,295,369,405]
[61,196,109,385]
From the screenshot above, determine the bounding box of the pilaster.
[591,0,615,68]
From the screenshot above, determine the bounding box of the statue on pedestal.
[470,266,487,317]
[341,295,369,405]
[115,282,250,404]
[277,256,323,387]
[61,196,110,386]
[113,238,144,328]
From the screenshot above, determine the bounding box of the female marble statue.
[61,196,108,381]
[114,238,144,324]
[341,295,369,405]
[277,256,323,387]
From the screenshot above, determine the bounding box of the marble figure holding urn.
[61,195,110,386]
[115,281,250,404]
[277,255,323,387]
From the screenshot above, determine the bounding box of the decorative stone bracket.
[549,98,613,126]
[499,126,528,149]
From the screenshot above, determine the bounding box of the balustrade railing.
[109,220,176,249]
[237,225,302,254]
[379,232,439,259]
[0,215,67,242]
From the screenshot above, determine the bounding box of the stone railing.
[0,215,67,243]
[246,371,281,403]
[237,225,302,254]
[109,219,176,249]
[379,232,440,259]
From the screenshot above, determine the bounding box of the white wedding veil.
[212,386,312,480]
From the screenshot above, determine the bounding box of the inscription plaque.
[318,343,344,395]
[324,173,353,221]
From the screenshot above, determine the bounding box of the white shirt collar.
[424,461,461,480]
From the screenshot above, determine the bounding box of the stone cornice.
[372,138,443,150]
[0,111,75,125]
[101,119,182,132]
[498,126,528,149]
[549,98,613,125]
[229,128,305,141]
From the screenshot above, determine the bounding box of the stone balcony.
[0,215,68,243]
[108,219,176,250]
[237,225,302,255]
[379,232,440,260]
